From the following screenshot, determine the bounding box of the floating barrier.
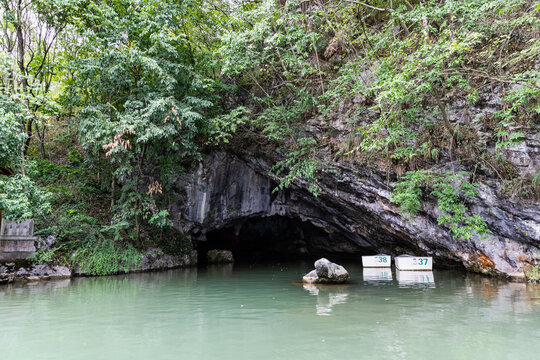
[362,254,391,267]
[396,270,435,287]
[362,267,393,281]
[395,254,432,271]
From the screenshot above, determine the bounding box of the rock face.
[206,249,234,264]
[31,264,71,279]
[303,258,349,284]
[136,248,198,272]
[171,151,539,280]
[35,236,57,252]
[0,263,71,284]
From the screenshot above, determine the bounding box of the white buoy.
[363,267,393,281]
[395,255,433,270]
[396,270,435,287]
[362,254,391,267]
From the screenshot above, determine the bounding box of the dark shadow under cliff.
[197,215,378,263]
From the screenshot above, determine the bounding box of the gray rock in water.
[16,267,29,276]
[27,264,71,280]
[133,248,197,273]
[31,264,52,277]
[207,249,234,264]
[0,263,71,283]
[303,258,349,284]
[45,265,71,279]
[302,269,319,283]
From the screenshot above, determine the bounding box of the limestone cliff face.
[171,151,539,280]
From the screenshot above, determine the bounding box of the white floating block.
[362,254,391,267]
[395,255,433,270]
[363,267,393,281]
[396,270,435,286]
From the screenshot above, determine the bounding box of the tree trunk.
[23,118,34,155]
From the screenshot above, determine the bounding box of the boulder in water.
[303,258,349,284]
[302,269,319,284]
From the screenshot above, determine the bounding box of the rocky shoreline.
[0,248,198,285]
[0,263,71,284]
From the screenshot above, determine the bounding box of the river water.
[0,262,538,360]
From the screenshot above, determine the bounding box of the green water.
[1,263,538,360]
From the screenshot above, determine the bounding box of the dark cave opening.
[195,215,466,270]
[196,215,375,264]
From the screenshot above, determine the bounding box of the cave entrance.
[197,215,355,263]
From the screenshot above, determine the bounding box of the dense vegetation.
[1,0,538,274]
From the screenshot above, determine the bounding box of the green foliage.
[148,210,174,229]
[321,0,538,167]
[59,0,223,234]
[0,0,65,155]
[27,247,61,265]
[271,137,322,195]
[390,170,426,215]
[208,106,250,145]
[72,238,141,276]
[0,90,51,222]
[53,214,142,276]
[28,157,106,234]
[494,72,539,149]
[2,0,538,268]
[219,0,319,81]
[0,109,25,168]
[217,1,323,191]
[392,170,491,240]
[0,174,52,220]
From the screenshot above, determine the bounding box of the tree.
[0,0,65,156]
[0,106,50,220]
[62,0,221,241]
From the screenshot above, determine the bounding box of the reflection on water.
[302,283,350,316]
[0,263,538,360]
[302,283,319,296]
[316,292,348,316]
[363,267,393,282]
[0,278,71,297]
[206,263,234,277]
[396,270,435,288]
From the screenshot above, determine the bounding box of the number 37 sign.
[395,255,433,270]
